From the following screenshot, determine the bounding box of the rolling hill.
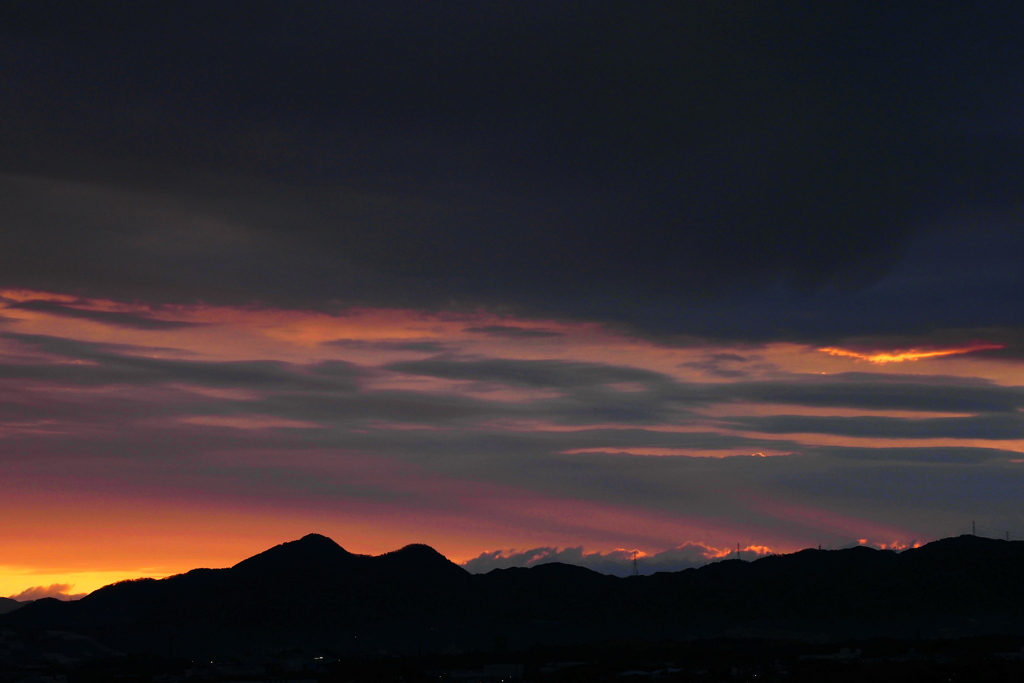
[4,534,1023,659]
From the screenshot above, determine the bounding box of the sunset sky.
[3,2,1024,599]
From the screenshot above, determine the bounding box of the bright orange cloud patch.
[818,343,1004,363]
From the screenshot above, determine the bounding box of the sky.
[2,2,1024,598]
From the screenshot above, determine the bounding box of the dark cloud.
[813,446,1015,465]
[698,374,1024,414]
[7,334,1023,446]
[0,332,197,361]
[10,333,1024,460]
[0,333,364,391]
[324,338,451,353]
[0,4,1020,341]
[679,353,775,379]
[725,414,1024,441]
[463,325,562,339]
[5,300,204,330]
[707,354,750,363]
[385,358,669,389]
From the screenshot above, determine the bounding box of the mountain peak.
[901,533,1017,561]
[392,542,445,556]
[375,543,469,582]
[231,533,353,572]
[379,543,453,565]
[297,532,342,546]
[9,533,1024,660]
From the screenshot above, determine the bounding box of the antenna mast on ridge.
[632,550,639,577]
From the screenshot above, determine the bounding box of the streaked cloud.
[8,584,86,602]
[0,2,1022,598]
[819,343,1005,364]
[464,325,563,339]
[462,542,772,576]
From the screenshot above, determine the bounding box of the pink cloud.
[461,541,774,576]
[9,583,87,601]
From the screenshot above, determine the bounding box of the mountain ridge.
[0,597,22,614]
[4,534,1023,658]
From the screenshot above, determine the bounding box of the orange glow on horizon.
[0,286,1006,597]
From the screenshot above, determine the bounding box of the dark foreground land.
[8,636,1024,683]
[5,534,1024,680]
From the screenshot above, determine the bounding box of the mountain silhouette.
[0,597,22,615]
[231,533,356,573]
[4,534,1024,659]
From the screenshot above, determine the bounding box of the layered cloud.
[8,584,86,602]
[462,543,772,577]
[0,4,1022,597]
[1,289,1022,590]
